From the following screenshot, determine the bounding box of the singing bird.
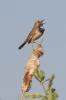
[18,19,45,49]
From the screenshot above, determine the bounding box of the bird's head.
[34,19,45,27]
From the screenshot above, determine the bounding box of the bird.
[18,19,45,49]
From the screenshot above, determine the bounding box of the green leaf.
[39,70,45,82]
[42,97,47,100]
[51,88,56,93]
[33,69,39,77]
[53,92,59,100]
[33,69,40,81]
[48,88,59,100]
[34,70,45,82]
[51,74,55,79]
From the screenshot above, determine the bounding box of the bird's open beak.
[42,19,45,22]
[41,19,46,24]
[43,23,46,24]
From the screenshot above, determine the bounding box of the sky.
[0,0,66,100]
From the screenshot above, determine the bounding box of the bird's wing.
[26,27,37,42]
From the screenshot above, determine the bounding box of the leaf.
[42,97,47,100]
[48,88,59,100]
[53,92,59,100]
[34,70,45,82]
[51,88,56,93]
[39,70,45,82]
[51,74,55,79]
[33,69,40,81]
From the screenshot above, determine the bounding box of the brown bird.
[18,19,45,49]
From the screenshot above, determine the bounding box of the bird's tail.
[18,40,27,49]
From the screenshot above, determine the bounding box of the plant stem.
[42,83,48,99]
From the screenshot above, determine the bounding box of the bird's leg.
[31,42,34,50]
[31,39,35,50]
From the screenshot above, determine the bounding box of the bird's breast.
[39,25,45,33]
